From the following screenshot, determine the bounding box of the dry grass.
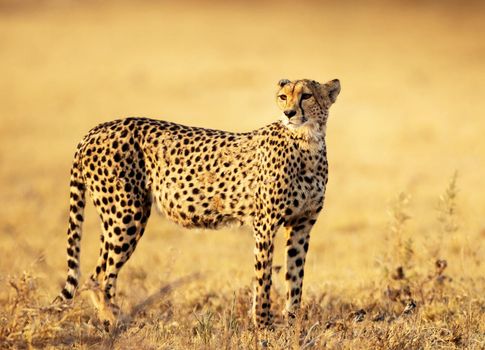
[0,1,484,349]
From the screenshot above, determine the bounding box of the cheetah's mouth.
[282,115,308,129]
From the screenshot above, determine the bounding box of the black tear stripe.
[299,96,305,117]
[294,81,305,117]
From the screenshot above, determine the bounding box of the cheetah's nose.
[284,110,296,118]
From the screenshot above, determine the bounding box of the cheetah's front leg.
[252,215,280,328]
[283,215,316,321]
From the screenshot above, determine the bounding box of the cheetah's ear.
[278,79,291,88]
[321,79,341,105]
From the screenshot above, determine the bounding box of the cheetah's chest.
[291,147,328,216]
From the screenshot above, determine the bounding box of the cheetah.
[56,78,341,328]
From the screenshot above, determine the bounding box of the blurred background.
[0,0,484,302]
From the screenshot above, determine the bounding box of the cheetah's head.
[276,78,340,137]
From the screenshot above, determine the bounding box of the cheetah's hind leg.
[84,278,120,329]
[88,194,152,331]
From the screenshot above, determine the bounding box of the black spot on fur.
[288,248,298,257]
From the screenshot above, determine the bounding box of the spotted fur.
[57,78,341,328]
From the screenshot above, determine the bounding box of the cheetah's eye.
[278,94,287,101]
[301,93,313,100]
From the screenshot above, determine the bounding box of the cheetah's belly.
[152,146,258,229]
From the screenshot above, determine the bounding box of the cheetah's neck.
[277,120,326,153]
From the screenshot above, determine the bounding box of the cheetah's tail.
[55,147,86,303]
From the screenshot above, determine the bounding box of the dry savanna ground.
[0,1,484,349]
